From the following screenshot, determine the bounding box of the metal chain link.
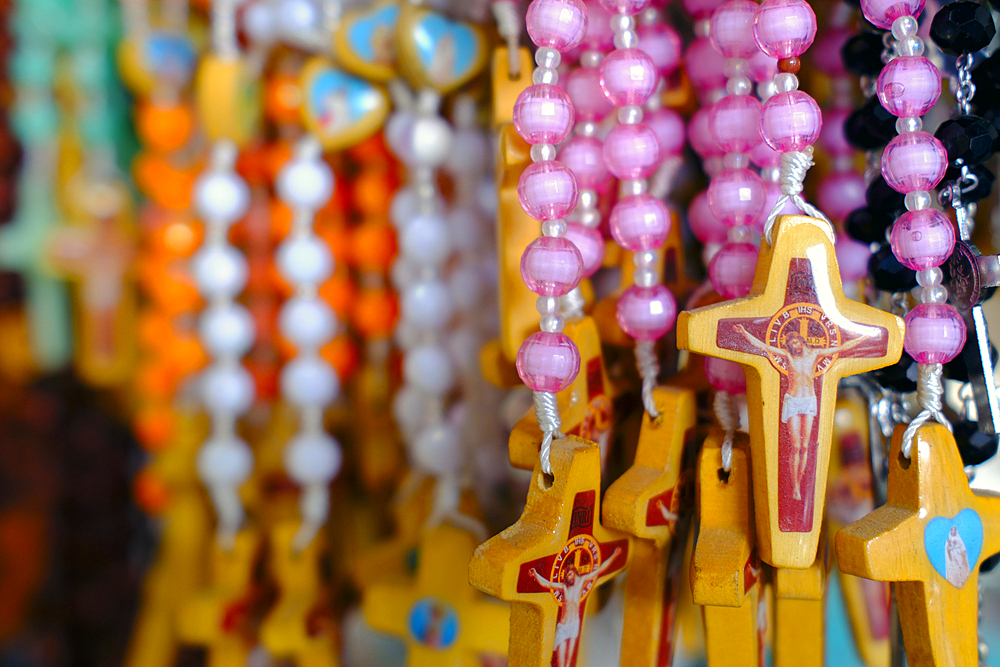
[956,53,977,116]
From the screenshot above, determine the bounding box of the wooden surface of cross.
[470,436,630,667]
[363,522,509,667]
[836,423,1000,667]
[603,386,698,667]
[677,215,904,568]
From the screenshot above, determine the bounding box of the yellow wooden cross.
[836,423,1000,667]
[470,436,630,667]
[363,522,509,667]
[677,215,904,568]
[772,539,827,667]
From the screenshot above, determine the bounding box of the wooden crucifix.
[677,215,904,568]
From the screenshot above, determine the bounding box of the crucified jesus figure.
[529,547,623,667]
[733,324,865,501]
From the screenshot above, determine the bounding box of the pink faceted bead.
[762,180,802,224]
[759,90,822,153]
[836,234,872,282]
[811,27,851,77]
[638,23,683,75]
[565,66,615,122]
[709,241,759,298]
[689,190,728,244]
[710,0,761,59]
[752,0,817,58]
[560,135,612,189]
[646,108,686,157]
[689,107,723,158]
[818,108,853,156]
[599,0,651,14]
[616,284,678,341]
[704,356,747,393]
[708,168,766,228]
[513,84,575,146]
[685,37,728,92]
[889,208,956,270]
[518,160,579,221]
[903,303,966,365]
[516,331,581,392]
[603,123,661,180]
[881,131,948,193]
[526,0,589,52]
[520,236,584,296]
[682,0,726,19]
[600,48,659,107]
[748,49,778,83]
[860,0,925,29]
[876,56,941,118]
[817,171,866,222]
[749,140,782,167]
[710,94,762,154]
[581,0,615,51]
[565,222,606,277]
[610,194,671,251]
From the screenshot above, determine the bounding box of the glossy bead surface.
[930,0,995,55]
[710,94,762,154]
[846,207,894,244]
[560,135,611,189]
[709,241,758,298]
[565,66,615,122]
[603,123,661,180]
[817,171,866,222]
[565,223,605,277]
[639,23,683,75]
[526,0,589,52]
[704,356,747,393]
[516,331,581,392]
[841,32,886,77]
[685,37,729,92]
[689,107,722,157]
[610,194,671,251]
[646,108,687,157]
[707,168,766,228]
[881,131,948,193]
[520,236,584,296]
[599,0,651,13]
[581,0,615,50]
[513,84,575,145]
[845,96,898,150]
[903,303,967,364]
[600,48,660,107]
[750,140,782,167]
[710,0,761,59]
[859,0,925,29]
[752,0,818,59]
[682,0,727,19]
[935,115,998,168]
[866,175,907,216]
[889,208,955,270]
[759,90,822,152]
[748,49,778,83]
[868,244,917,292]
[876,56,941,119]
[616,284,678,340]
[689,190,728,244]
[518,160,579,221]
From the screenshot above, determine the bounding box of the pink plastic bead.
[646,108,686,157]
[709,241,759,298]
[599,0,650,13]
[881,131,948,193]
[513,84,575,146]
[682,0,726,19]
[762,180,802,223]
[516,331,581,392]
[708,168,766,228]
[836,234,872,282]
[752,0,817,59]
[818,108,853,156]
[748,49,778,83]
[520,236,585,296]
[689,190,728,244]
[610,194,671,251]
[903,303,966,365]
[581,0,615,50]
[638,23,683,75]
[560,135,611,189]
[689,107,723,158]
[811,27,851,77]
[565,222,605,277]
[710,94,762,154]
[685,37,728,92]
[759,91,822,153]
[616,284,678,340]
[711,0,761,59]
[704,356,747,393]
[603,123,661,180]
[817,171,866,222]
[876,56,941,118]
[565,66,615,122]
[600,49,660,107]
[889,208,956,270]
[526,0,589,52]
[750,140,781,167]
[518,161,579,221]
[860,0,925,30]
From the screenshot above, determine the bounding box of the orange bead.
[348,134,391,164]
[134,407,176,453]
[264,73,303,125]
[320,273,358,318]
[247,355,280,401]
[168,333,209,377]
[352,288,398,338]
[265,141,294,182]
[134,467,172,515]
[137,311,173,350]
[236,143,274,186]
[135,359,178,399]
[133,152,198,210]
[350,222,397,272]
[270,199,293,240]
[136,101,195,153]
[352,169,396,217]
[316,216,350,262]
[322,335,359,381]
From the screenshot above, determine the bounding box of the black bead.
[972,52,1000,108]
[872,351,919,392]
[953,418,1000,465]
[935,115,998,167]
[841,32,885,77]
[845,97,898,150]
[930,1,997,55]
[845,207,894,244]
[868,244,918,292]
[982,552,1000,573]
[943,162,996,202]
[865,176,906,218]
[945,340,999,382]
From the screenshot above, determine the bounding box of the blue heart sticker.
[347,4,399,64]
[307,70,383,135]
[413,15,480,86]
[924,508,983,589]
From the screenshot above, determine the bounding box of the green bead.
[12,100,59,144]
[10,46,56,86]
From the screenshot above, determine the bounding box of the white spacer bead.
[276,235,334,285]
[202,363,255,415]
[200,303,256,358]
[278,296,337,348]
[281,356,340,407]
[193,245,249,299]
[284,432,342,485]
